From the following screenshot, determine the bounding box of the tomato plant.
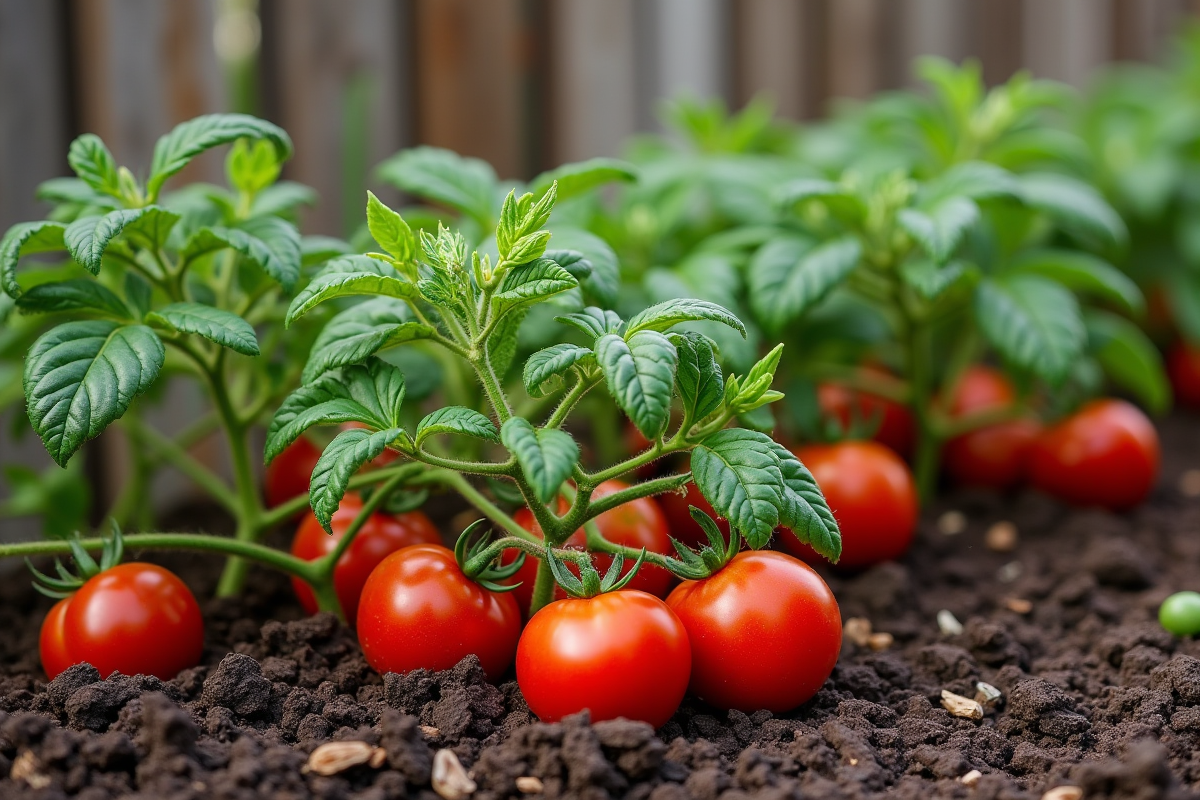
[1028,398,1160,511]
[667,549,841,713]
[266,436,324,510]
[941,366,1041,488]
[290,493,441,621]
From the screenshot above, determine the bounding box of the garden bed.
[2,414,1200,800]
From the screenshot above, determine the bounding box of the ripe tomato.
[817,380,914,458]
[516,591,691,727]
[290,494,442,621]
[357,544,521,681]
[504,481,675,615]
[942,366,1041,488]
[1028,398,1160,511]
[666,551,841,713]
[781,441,917,570]
[265,436,323,510]
[1167,342,1200,409]
[40,563,204,681]
[656,481,729,549]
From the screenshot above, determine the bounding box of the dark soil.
[5,418,1200,799]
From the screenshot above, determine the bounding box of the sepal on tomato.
[27,521,125,598]
[454,520,528,594]
[544,545,646,598]
[663,506,739,580]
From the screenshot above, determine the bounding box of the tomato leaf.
[1008,249,1143,316]
[487,307,527,380]
[900,259,973,301]
[65,209,161,275]
[492,258,578,316]
[690,428,786,549]
[748,235,862,331]
[1085,309,1170,415]
[15,279,131,319]
[375,146,498,228]
[67,134,121,198]
[776,178,866,224]
[1017,173,1128,251]
[500,417,579,504]
[523,344,595,398]
[596,330,678,440]
[148,114,292,199]
[898,196,979,262]
[626,298,746,338]
[767,440,841,562]
[310,427,405,532]
[529,158,637,201]
[546,227,619,308]
[555,307,624,341]
[303,298,433,383]
[670,331,724,425]
[918,161,1017,205]
[975,275,1086,384]
[0,221,68,298]
[183,217,302,291]
[366,191,416,262]
[24,321,164,466]
[286,256,418,327]
[147,302,260,356]
[415,407,499,448]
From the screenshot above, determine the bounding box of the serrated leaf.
[183,217,302,290]
[500,417,579,504]
[488,306,526,381]
[596,331,678,440]
[148,114,292,199]
[23,321,164,466]
[303,298,432,382]
[748,235,862,330]
[492,258,578,314]
[15,279,131,318]
[1085,309,1170,415]
[415,407,499,448]
[0,222,68,298]
[671,331,723,425]
[366,191,415,262]
[122,207,181,251]
[65,209,155,275]
[523,344,595,398]
[767,440,841,561]
[286,256,417,326]
[1008,249,1143,316]
[147,302,260,356]
[375,146,498,227]
[67,134,121,197]
[546,227,619,307]
[626,298,746,338]
[310,427,404,532]
[1017,173,1128,250]
[900,259,971,301]
[975,275,1086,384]
[898,196,979,262]
[690,428,785,548]
[543,249,591,282]
[556,307,624,341]
[529,158,637,201]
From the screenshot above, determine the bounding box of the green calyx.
[663,506,739,580]
[453,520,527,593]
[545,544,646,599]
[27,522,125,599]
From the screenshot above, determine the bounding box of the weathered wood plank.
[1022,0,1113,86]
[733,0,809,119]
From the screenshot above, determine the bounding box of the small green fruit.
[1159,591,1200,637]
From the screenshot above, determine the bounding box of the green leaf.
[596,331,678,440]
[266,358,406,463]
[15,279,131,318]
[919,161,1017,205]
[226,137,281,195]
[67,134,121,197]
[415,407,499,448]
[122,207,181,251]
[147,302,260,356]
[148,114,292,199]
[776,178,865,223]
[767,440,840,561]
[286,256,417,326]
[375,146,498,227]
[747,235,862,330]
[366,191,415,262]
[493,258,578,315]
[898,196,979,262]
[1017,173,1128,250]
[975,275,1086,384]
[300,235,353,266]
[671,331,723,425]
[500,417,579,504]
[303,298,433,383]
[900,259,971,301]
[523,344,595,398]
[556,307,623,341]
[1008,249,1143,316]
[252,182,318,218]
[23,321,164,466]
[64,209,156,275]
[36,178,114,208]
[690,428,785,549]
[488,307,527,381]
[0,221,68,298]
[545,227,619,307]
[543,249,591,282]
[529,158,638,201]
[310,427,405,532]
[626,298,746,338]
[1085,309,1170,415]
[183,217,302,290]
[124,273,151,319]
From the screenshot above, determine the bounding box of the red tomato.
[41,564,204,681]
[942,366,1041,488]
[656,481,730,549]
[516,591,691,727]
[817,381,914,458]
[782,441,918,570]
[1028,398,1160,511]
[290,494,442,621]
[357,544,521,681]
[666,551,841,713]
[341,421,400,469]
[503,481,675,615]
[1168,343,1200,409]
[265,436,323,509]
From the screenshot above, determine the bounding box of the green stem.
[528,557,558,616]
[581,473,692,523]
[416,469,537,543]
[545,374,599,429]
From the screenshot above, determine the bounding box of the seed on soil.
[959,769,982,787]
[1178,468,1200,497]
[516,776,545,794]
[937,609,964,635]
[844,617,873,646]
[940,689,984,720]
[1041,788,1083,800]
[985,521,1018,552]
[938,510,967,535]
[303,741,378,776]
[11,750,50,789]
[867,632,894,650]
[975,681,1002,707]
[1004,597,1033,614]
[433,748,477,799]
[998,560,1023,582]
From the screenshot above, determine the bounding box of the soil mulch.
[4,416,1200,799]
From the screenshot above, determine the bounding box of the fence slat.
[733,0,810,119]
[1023,0,1114,86]
[898,0,971,84]
[827,0,886,100]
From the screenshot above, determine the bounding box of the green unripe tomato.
[1159,591,1200,636]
